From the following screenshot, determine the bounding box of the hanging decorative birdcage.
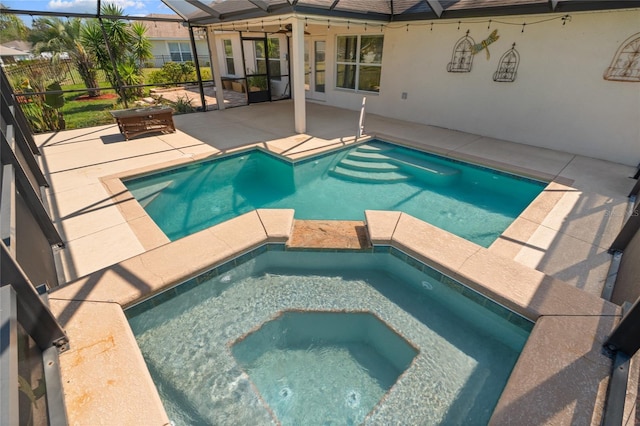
[493,43,520,82]
[447,30,475,73]
[604,33,640,82]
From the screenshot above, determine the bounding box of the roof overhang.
[0,0,636,26]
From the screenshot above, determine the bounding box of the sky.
[2,0,175,23]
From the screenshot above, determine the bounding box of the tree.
[29,17,100,96]
[0,8,29,43]
[129,22,153,68]
[81,3,148,100]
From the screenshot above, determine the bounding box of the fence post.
[67,60,76,85]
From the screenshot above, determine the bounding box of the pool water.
[127,249,532,425]
[125,140,546,246]
[232,311,418,425]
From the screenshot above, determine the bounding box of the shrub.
[148,61,197,86]
[200,69,212,81]
[172,95,195,114]
[147,69,166,84]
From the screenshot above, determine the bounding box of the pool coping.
[49,208,620,425]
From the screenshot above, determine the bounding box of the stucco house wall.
[142,16,210,68]
[314,9,639,166]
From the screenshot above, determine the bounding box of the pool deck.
[37,100,637,424]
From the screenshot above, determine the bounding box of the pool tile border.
[126,242,533,335]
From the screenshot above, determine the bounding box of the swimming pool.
[127,247,532,425]
[125,140,546,246]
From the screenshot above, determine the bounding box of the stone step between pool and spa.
[286,220,371,250]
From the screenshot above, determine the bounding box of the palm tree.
[81,4,141,94]
[0,7,29,43]
[29,17,100,97]
[129,22,153,68]
[80,20,114,87]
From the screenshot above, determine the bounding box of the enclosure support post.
[189,24,207,112]
[291,18,306,133]
[207,27,225,111]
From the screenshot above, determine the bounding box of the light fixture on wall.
[276,23,310,35]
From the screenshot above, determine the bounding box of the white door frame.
[305,36,326,101]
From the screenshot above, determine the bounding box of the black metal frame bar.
[606,298,640,356]
[0,103,49,190]
[0,71,40,156]
[0,268,69,425]
[42,345,69,425]
[1,131,63,247]
[188,24,208,111]
[609,197,639,253]
[1,243,68,351]
[0,286,19,426]
[601,349,631,426]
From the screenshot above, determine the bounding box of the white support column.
[290,18,306,133]
[207,28,226,111]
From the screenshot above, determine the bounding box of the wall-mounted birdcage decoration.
[493,43,520,82]
[447,30,475,73]
[604,33,640,82]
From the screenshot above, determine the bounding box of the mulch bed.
[74,93,118,101]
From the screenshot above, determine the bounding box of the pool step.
[330,166,411,183]
[331,143,461,185]
[132,181,172,208]
[346,151,390,162]
[385,151,460,178]
[339,158,401,172]
[356,143,393,153]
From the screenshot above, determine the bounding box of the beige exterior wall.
[303,9,639,166]
[148,39,209,65]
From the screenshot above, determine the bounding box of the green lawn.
[60,84,125,130]
[19,68,212,132]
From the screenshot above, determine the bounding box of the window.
[168,42,192,62]
[252,38,281,79]
[223,39,235,75]
[336,35,383,93]
[268,38,281,80]
[254,40,267,74]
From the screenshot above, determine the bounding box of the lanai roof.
[164,0,636,24]
[0,0,635,25]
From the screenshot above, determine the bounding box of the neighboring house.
[0,40,32,65]
[141,14,209,68]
